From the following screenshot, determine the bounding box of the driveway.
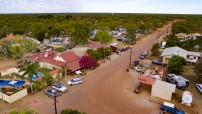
[1,23,172,114]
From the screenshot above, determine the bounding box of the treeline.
[0,14,201,44]
[172,15,202,34]
[0,14,173,43]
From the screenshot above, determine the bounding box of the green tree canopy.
[151,43,160,56]
[168,55,187,74]
[61,109,86,114]
[166,35,180,47]
[68,20,90,45]
[94,30,113,44]
[9,109,39,114]
[20,62,40,93]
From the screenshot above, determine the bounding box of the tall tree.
[151,43,160,56]
[168,55,187,74]
[20,62,40,93]
[94,30,113,44]
[68,21,90,45]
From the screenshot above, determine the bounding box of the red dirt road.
[2,24,172,114]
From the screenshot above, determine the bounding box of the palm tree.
[42,73,54,86]
[20,62,40,93]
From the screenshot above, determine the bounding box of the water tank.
[181,91,192,106]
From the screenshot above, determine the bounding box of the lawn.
[38,68,52,75]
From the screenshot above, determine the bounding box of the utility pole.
[54,96,57,114]
[0,86,6,114]
[127,47,133,72]
[49,95,59,114]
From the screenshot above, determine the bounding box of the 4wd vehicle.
[133,60,139,66]
[44,88,61,97]
[67,78,83,86]
[134,67,146,74]
[52,82,68,92]
[166,74,190,90]
[152,59,162,65]
[160,102,185,114]
[196,84,202,93]
[140,51,148,59]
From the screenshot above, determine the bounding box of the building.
[26,50,81,72]
[176,33,201,42]
[161,47,201,64]
[151,80,176,101]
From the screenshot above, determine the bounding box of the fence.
[0,88,28,103]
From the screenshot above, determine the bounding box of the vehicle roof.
[163,102,174,108]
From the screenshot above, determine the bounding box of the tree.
[33,81,46,92]
[34,30,46,42]
[20,62,40,93]
[79,55,98,69]
[42,73,54,86]
[9,109,39,114]
[68,21,90,45]
[61,109,86,114]
[94,30,113,44]
[151,43,160,56]
[195,59,202,81]
[168,55,187,74]
[166,35,180,48]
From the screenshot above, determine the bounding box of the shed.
[151,80,176,101]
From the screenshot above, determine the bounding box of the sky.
[0,0,202,14]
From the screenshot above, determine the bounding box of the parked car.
[52,82,68,92]
[160,102,185,114]
[44,88,61,97]
[116,38,124,41]
[129,41,136,45]
[152,59,162,65]
[134,67,146,74]
[196,84,202,93]
[116,50,122,55]
[67,78,83,86]
[133,60,139,66]
[166,74,190,90]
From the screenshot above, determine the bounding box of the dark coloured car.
[152,59,162,65]
[160,102,185,114]
[133,60,139,66]
[116,38,124,41]
[140,54,147,59]
[44,88,61,97]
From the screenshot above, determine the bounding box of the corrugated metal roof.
[153,80,176,93]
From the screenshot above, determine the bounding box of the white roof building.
[151,80,176,101]
[161,47,201,64]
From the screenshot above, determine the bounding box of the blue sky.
[0,0,202,14]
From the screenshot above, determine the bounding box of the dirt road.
[2,24,172,114]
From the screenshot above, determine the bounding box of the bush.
[56,47,66,52]
[61,109,86,114]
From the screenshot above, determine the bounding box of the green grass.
[38,68,51,75]
[0,73,17,79]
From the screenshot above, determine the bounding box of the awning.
[138,76,156,85]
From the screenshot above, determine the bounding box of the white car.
[196,84,202,93]
[52,83,68,92]
[67,78,83,86]
[134,67,146,74]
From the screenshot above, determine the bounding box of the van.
[160,102,185,114]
